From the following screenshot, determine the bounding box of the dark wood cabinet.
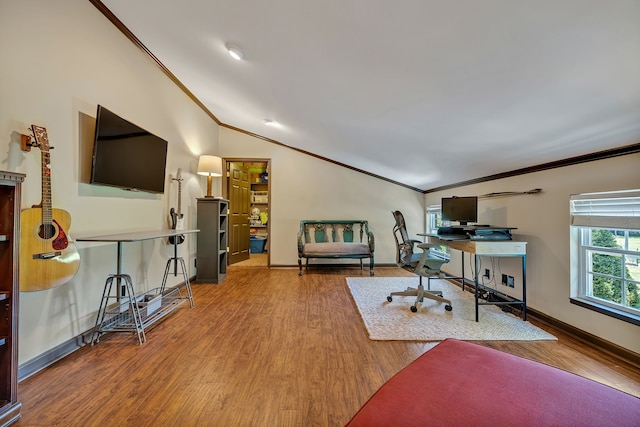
[195,198,229,284]
[0,171,24,427]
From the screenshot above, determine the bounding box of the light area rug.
[346,276,557,342]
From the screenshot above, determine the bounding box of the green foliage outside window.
[590,229,640,309]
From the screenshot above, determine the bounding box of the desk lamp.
[197,155,223,197]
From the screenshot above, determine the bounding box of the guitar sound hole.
[38,223,56,240]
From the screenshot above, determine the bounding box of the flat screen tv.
[441,196,478,226]
[90,105,168,194]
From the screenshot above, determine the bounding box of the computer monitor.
[441,196,478,226]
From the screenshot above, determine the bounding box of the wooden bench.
[297,220,374,275]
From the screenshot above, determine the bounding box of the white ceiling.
[101,0,640,191]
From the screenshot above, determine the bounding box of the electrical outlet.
[484,268,490,279]
[501,274,508,285]
[507,276,515,288]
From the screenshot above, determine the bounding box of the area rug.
[346,277,556,341]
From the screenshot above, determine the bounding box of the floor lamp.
[197,155,223,197]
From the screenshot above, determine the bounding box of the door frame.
[222,157,271,267]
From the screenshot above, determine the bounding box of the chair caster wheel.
[387,296,393,302]
[445,304,453,311]
[410,306,418,313]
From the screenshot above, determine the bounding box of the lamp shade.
[197,155,223,177]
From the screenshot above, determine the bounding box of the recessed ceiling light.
[264,119,276,126]
[225,43,244,60]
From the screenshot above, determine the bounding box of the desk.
[422,234,527,322]
[77,229,198,344]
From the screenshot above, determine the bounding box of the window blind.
[570,189,640,229]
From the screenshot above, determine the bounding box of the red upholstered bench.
[346,338,640,427]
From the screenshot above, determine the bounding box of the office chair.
[387,210,453,313]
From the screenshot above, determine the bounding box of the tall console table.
[195,198,228,284]
[424,233,527,322]
[0,171,24,427]
[77,229,198,345]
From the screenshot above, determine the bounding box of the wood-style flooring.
[14,266,640,426]
[233,252,268,267]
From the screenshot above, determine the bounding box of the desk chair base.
[390,210,453,313]
[387,282,453,313]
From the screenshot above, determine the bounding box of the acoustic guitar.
[168,168,185,245]
[20,125,80,292]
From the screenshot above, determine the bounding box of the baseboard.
[525,307,640,370]
[18,335,85,381]
[290,263,398,269]
[18,278,196,382]
[446,277,640,370]
[268,263,398,268]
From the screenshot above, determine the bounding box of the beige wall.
[1,1,220,363]
[219,127,426,266]
[425,153,640,354]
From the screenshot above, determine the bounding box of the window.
[571,190,640,324]
[426,204,442,234]
[426,204,449,257]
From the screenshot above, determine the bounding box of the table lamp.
[197,155,223,197]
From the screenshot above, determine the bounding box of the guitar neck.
[177,181,182,217]
[173,169,183,218]
[40,145,53,224]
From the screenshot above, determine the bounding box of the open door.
[227,162,250,264]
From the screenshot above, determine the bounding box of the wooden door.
[228,162,250,264]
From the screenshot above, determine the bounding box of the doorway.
[223,159,270,267]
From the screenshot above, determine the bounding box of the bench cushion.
[302,242,370,256]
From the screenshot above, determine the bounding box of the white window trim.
[426,204,441,234]
[570,189,640,325]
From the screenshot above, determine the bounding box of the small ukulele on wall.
[20,125,81,291]
[168,168,185,245]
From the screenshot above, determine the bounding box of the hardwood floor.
[15,267,640,426]
[233,252,268,267]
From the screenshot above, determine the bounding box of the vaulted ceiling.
[98,0,640,191]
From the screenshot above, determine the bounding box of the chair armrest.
[414,245,448,276]
[367,231,375,253]
[297,230,304,255]
[417,243,439,250]
[400,240,421,250]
